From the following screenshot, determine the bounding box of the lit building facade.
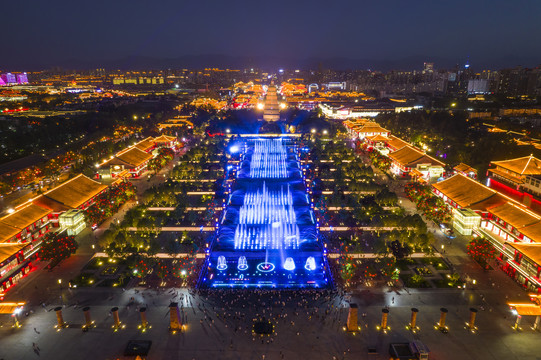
[433,173,541,292]
[487,155,541,213]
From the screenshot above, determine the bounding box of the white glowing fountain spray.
[249,139,288,178]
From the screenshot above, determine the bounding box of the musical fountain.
[199,138,330,289]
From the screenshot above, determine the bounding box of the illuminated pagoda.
[199,138,330,289]
[263,84,280,122]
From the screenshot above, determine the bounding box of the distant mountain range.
[4,54,541,72]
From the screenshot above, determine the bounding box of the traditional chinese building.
[387,145,445,181]
[0,204,52,243]
[31,174,107,227]
[453,163,477,179]
[487,155,541,212]
[0,243,34,295]
[97,147,153,178]
[133,137,156,153]
[153,135,177,149]
[433,173,541,292]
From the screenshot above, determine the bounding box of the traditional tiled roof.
[366,134,389,142]
[115,147,153,167]
[492,155,541,176]
[454,163,477,175]
[41,174,107,209]
[433,173,497,208]
[489,202,540,229]
[134,137,155,152]
[0,243,26,264]
[0,204,50,230]
[386,135,409,151]
[355,125,389,134]
[153,135,176,143]
[488,168,524,184]
[0,223,22,243]
[468,193,508,212]
[32,195,70,212]
[506,242,541,264]
[388,146,445,168]
[520,222,541,242]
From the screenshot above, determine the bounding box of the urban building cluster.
[4,62,540,99]
[349,115,541,293]
[0,135,178,296]
[0,72,28,86]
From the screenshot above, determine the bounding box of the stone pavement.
[0,277,539,360]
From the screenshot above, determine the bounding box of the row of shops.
[0,174,109,297]
[0,133,180,297]
[345,117,541,293]
[433,173,541,293]
[0,133,181,297]
[345,119,446,183]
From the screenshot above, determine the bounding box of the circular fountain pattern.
[256,262,275,272]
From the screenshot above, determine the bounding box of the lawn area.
[420,257,449,270]
[400,273,431,288]
[396,258,415,271]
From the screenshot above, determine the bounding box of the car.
[91,223,98,230]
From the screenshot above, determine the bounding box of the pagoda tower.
[263,83,280,122]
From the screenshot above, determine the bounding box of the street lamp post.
[58,279,62,305]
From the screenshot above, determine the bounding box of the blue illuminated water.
[199,138,330,289]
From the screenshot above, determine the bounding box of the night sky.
[1,0,540,69]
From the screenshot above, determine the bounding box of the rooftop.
[386,135,409,151]
[114,147,153,167]
[492,155,541,176]
[433,174,497,208]
[154,135,176,143]
[0,222,23,243]
[134,137,155,152]
[355,125,389,134]
[0,203,50,230]
[0,243,26,264]
[41,174,107,209]
[454,163,477,175]
[388,145,445,168]
[518,221,541,243]
[488,202,540,229]
[366,134,389,142]
[507,242,541,267]
[488,168,524,184]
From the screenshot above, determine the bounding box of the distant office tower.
[16,73,28,84]
[263,84,280,122]
[467,79,489,94]
[1,73,16,85]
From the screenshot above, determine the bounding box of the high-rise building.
[1,73,16,85]
[16,73,28,84]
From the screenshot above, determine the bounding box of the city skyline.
[1,0,540,70]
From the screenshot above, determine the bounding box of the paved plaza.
[0,259,540,360]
